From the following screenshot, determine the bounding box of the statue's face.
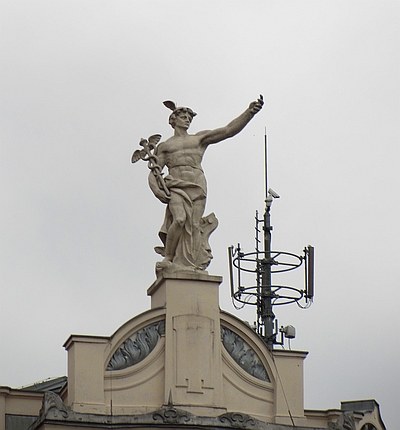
[173,110,193,129]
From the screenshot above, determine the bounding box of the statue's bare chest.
[161,136,204,165]
[165,135,200,152]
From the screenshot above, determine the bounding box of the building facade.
[0,274,386,430]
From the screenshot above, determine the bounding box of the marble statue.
[132,96,263,274]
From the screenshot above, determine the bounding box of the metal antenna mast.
[229,130,314,350]
[261,129,275,348]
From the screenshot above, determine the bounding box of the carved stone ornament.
[107,320,165,371]
[221,326,270,382]
[152,406,192,424]
[219,412,257,429]
[328,412,356,430]
[40,391,68,418]
[28,392,69,429]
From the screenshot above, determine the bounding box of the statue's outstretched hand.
[249,95,264,115]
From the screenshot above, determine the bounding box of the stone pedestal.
[148,273,225,415]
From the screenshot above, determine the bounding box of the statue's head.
[163,100,197,129]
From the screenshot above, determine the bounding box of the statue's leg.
[164,194,186,262]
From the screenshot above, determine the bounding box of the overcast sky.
[1,1,399,428]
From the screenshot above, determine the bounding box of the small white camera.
[268,188,280,199]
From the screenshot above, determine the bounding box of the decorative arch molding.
[221,326,270,382]
[107,319,165,371]
[220,311,275,386]
[104,307,166,372]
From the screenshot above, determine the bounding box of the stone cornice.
[30,392,326,430]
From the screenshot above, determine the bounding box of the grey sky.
[1,1,399,428]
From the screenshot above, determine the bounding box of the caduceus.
[131,134,170,197]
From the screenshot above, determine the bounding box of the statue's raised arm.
[197,95,264,146]
[132,96,263,277]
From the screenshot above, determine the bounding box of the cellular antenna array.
[228,130,314,350]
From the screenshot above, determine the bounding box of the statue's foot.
[155,260,209,278]
[156,260,172,268]
[155,260,172,274]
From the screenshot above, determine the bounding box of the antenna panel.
[306,245,315,299]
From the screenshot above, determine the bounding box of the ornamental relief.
[107,320,165,371]
[221,326,270,382]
